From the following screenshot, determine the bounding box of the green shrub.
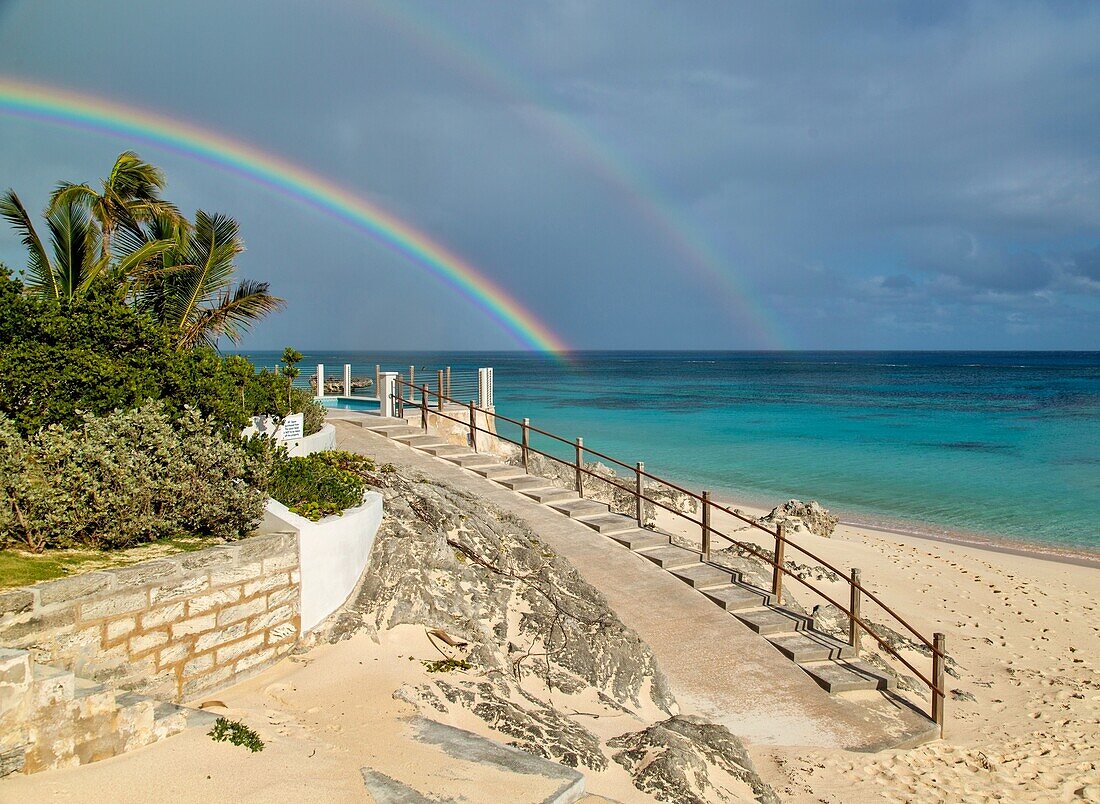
[208,717,264,752]
[243,372,326,437]
[0,403,264,551]
[269,451,369,521]
[0,271,320,437]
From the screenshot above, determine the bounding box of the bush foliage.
[269,450,371,521]
[0,403,265,551]
[0,270,324,437]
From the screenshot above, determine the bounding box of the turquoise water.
[319,397,379,411]
[246,351,1100,553]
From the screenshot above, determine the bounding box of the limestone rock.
[608,715,779,804]
[759,499,839,538]
[347,464,674,712]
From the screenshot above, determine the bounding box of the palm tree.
[132,210,284,349]
[0,189,99,300]
[49,151,180,260]
[0,189,173,302]
[2,153,283,347]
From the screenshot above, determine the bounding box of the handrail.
[390,376,948,729]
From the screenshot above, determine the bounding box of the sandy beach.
[4,458,1098,802]
[653,499,1100,802]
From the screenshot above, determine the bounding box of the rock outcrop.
[608,715,781,804]
[322,460,776,801]
[757,499,839,538]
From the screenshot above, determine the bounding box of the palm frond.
[170,210,243,333]
[0,190,58,299]
[176,279,285,349]
[46,198,100,299]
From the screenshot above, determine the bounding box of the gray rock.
[330,460,781,801]
[608,715,779,804]
[759,499,839,538]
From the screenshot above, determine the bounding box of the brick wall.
[0,531,300,702]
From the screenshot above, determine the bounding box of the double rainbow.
[0,75,569,356]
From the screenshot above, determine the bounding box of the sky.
[0,0,1098,352]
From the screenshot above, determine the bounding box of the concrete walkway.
[334,419,934,750]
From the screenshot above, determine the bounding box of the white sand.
[654,501,1100,802]
[6,491,1098,802]
[3,624,655,802]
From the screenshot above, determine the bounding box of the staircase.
[0,647,216,776]
[357,416,894,697]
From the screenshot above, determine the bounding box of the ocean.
[244,350,1100,554]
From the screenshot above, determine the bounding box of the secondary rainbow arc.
[367,1,784,348]
[0,75,569,357]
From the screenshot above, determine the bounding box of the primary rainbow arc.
[0,75,569,357]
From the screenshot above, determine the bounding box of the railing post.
[375,364,381,399]
[772,523,786,602]
[635,462,645,527]
[478,367,494,408]
[409,365,415,400]
[446,366,451,398]
[702,491,711,560]
[378,372,398,418]
[315,363,325,399]
[420,385,428,431]
[849,568,862,655]
[468,400,477,452]
[521,418,530,472]
[575,437,584,497]
[396,375,404,418]
[932,632,946,737]
[437,370,444,411]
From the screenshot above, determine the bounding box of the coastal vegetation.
[0,152,325,555]
[269,451,372,521]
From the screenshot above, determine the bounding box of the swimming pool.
[319,396,379,411]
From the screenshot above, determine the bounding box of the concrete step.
[420,444,471,457]
[547,499,610,519]
[636,544,700,570]
[498,475,554,492]
[445,453,499,469]
[576,513,637,535]
[702,584,772,611]
[366,424,421,437]
[732,607,811,636]
[473,464,528,481]
[521,487,579,504]
[359,416,409,428]
[607,529,669,551]
[800,659,894,693]
[393,434,445,448]
[767,631,856,663]
[669,563,736,590]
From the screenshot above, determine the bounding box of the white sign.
[281,413,304,441]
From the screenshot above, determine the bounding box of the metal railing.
[391,376,948,734]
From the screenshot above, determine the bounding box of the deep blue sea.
[244,351,1100,554]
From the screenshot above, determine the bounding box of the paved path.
[334,418,933,750]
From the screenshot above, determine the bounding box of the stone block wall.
[0,531,300,702]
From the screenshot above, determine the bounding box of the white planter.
[261,492,383,633]
[284,422,336,457]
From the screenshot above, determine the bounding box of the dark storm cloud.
[0,0,1097,349]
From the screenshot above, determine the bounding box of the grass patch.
[0,536,212,589]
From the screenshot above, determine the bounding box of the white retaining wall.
[260,492,383,633]
[285,422,337,457]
